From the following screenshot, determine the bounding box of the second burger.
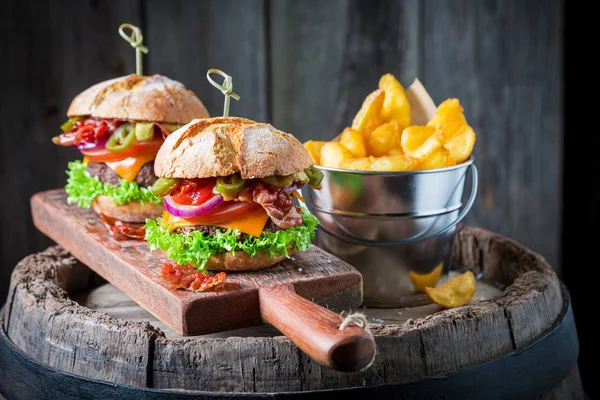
[52,73,210,239]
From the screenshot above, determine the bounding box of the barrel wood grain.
[2,225,582,397]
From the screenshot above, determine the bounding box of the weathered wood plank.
[422,0,563,272]
[144,0,269,122]
[0,0,142,306]
[7,281,159,386]
[270,0,421,143]
[153,336,302,392]
[3,225,579,393]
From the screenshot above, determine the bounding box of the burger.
[52,74,210,238]
[144,117,323,271]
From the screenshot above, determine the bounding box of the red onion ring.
[283,182,303,193]
[164,194,224,218]
[75,138,108,150]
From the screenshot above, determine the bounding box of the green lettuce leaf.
[144,207,320,271]
[64,160,162,208]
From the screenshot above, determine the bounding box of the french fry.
[340,157,373,171]
[340,127,367,158]
[320,142,353,168]
[303,140,326,165]
[409,262,443,293]
[438,121,465,139]
[369,155,415,171]
[367,120,402,157]
[351,89,385,139]
[303,75,476,172]
[420,147,454,170]
[401,126,443,159]
[443,125,476,164]
[379,73,412,128]
[425,271,476,308]
[427,98,466,129]
[388,147,404,157]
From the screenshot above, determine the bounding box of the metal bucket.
[303,158,478,308]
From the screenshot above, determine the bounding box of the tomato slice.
[81,139,163,162]
[182,201,261,225]
[170,179,216,206]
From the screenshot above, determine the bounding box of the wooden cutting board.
[30,189,374,372]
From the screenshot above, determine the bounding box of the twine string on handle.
[338,310,368,330]
[206,69,240,117]
[118,23,149,76]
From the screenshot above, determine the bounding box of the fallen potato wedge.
[379,73,412,128]
[409,262,443,293]
[351,89,385,139]
[425,270,476,308]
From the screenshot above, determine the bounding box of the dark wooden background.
[3,0,590,396]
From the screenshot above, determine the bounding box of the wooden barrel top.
[0,225,584,399]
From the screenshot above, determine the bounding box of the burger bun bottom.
[92,195,165,223]
[204,249,294,271]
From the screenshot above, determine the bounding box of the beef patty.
[87,161,157,187]
[174,219,283,239]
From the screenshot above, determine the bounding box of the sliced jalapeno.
[106,123,136,152]
[292,171,309,183]
[304,166,324,187]
[261,175,294,188]
[60,116,85,132]
[135,122,155,141]
[215,174,246,196]
[161,123,183,133]
[151,178,181,197]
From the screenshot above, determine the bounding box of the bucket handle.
[316,163,478,247]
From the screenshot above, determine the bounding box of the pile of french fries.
[304,73,476,171]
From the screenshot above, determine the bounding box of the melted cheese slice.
[163,208,269,237]
[106,153,157,182]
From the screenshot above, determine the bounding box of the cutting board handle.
[259,284,376,372]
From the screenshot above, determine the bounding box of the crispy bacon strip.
[99,213,146,241]
[159,263,226,292]
[252,182,302,228]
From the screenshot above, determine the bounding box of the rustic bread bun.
[67,74,209,124]
[204,249,293,271]
[154,117,314,179]
[91,196,165,223]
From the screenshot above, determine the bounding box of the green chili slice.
[161,123,183,133]
[215,174,246,196]
[106,123,136,152]
[305,166,324,187]
[261,175,294,188]
[60,116,85,132]
[151,178,181,197]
